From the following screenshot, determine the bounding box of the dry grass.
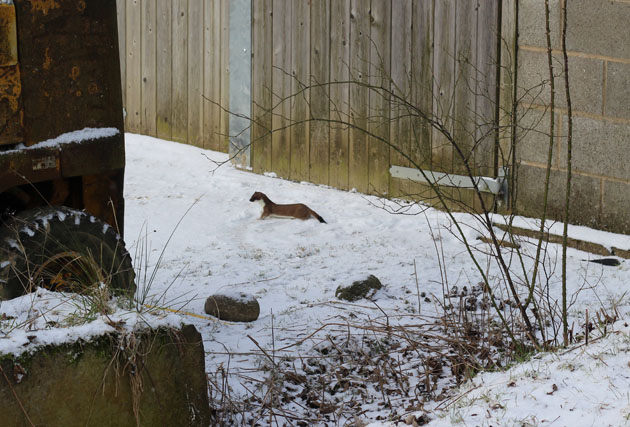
[205,290,529,426]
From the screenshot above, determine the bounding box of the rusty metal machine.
[0,0,134,299]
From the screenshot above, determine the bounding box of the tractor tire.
[0,206,135,300]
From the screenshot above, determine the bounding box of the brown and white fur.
[249,192,326,223]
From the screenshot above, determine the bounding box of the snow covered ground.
[2,133,630,426]
[420,324,630,427]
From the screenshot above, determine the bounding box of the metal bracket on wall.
[389,165,509,206]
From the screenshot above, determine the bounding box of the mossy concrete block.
[515,163,601,228]
[205,292,260,322]
[602,180,630,235]
[0,325,210,427]
[335,275,383,302]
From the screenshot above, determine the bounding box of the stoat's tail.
[312,210,326,224]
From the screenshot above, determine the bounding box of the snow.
[1,132,630,425]
[491,214,630,253]
[399,322,630,427]
[0,288,182,355]
[212,291,258,304]
[0,127,119,154]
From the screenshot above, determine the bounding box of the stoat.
[249,192,326,223]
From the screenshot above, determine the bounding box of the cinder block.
[559,116,630,180]
[567,0,630,60]
[517,49,560,107]
[518,0,562,49]
[515,106,560,165]
[566,56,604,115]
[602,179,630,234]
[515,163,601,228]
[605,61,630,119]
[518,50,603,115]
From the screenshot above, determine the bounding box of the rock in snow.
[204,293,260,322]
[335,275,383,302]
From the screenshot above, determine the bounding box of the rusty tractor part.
[0,206,135,300]
[0,0,134,299]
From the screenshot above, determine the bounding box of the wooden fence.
[250,0,502,197]
[117,0,505,199]
[116,0,229,151]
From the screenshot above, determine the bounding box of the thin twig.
[0,365,35,427]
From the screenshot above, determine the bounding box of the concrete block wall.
[515,0,630,234]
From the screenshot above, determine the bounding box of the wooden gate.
[250,0,506,203]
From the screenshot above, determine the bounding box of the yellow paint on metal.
[0,64,23,145]
[29,0,61,16]
[43,47,52,70]
[0,4,18,66]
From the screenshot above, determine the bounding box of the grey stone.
[558,116,630,180]
[605,62,630,119]
[518,0,562,49]
[565,55,604,115]
[518,50,603,115]
[515,163,601,228]
[517,49,563,107]
[335,275,383,302]
[567,0,630,60]
[515,106,560,165]
[602,180,630,234]
[205,293,260,322]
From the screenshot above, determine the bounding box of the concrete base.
[0,325,210,427]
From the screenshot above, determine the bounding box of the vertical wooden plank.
[309,0,331,185]
[367,0,391,195]
[116,0,126,114]
[290,0,310,181]
[125,0,142,132]
[251,0,273,170]
[453,0,476,174]
[203,0,211,149]
[329,0,350,190]
[220,0,230,152]
[500,0,517,210]
[389,0,412,198]
[451,0,477,210]
[188,0,204,147]
[476,1,500,177]
[500,0,516,169]
[411,0,433,168]
[156,0,172,140]
[204,0,223,151]
[408,0,434,201]
[431,0,457,210]
[272,0,292,178]
[349,0,370,192]
[141,0,157,137]
[432,0,456,174]
[171,0,188,143]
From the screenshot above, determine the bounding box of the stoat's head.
[249,191,266,203]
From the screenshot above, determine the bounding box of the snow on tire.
[0,206,135,300]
